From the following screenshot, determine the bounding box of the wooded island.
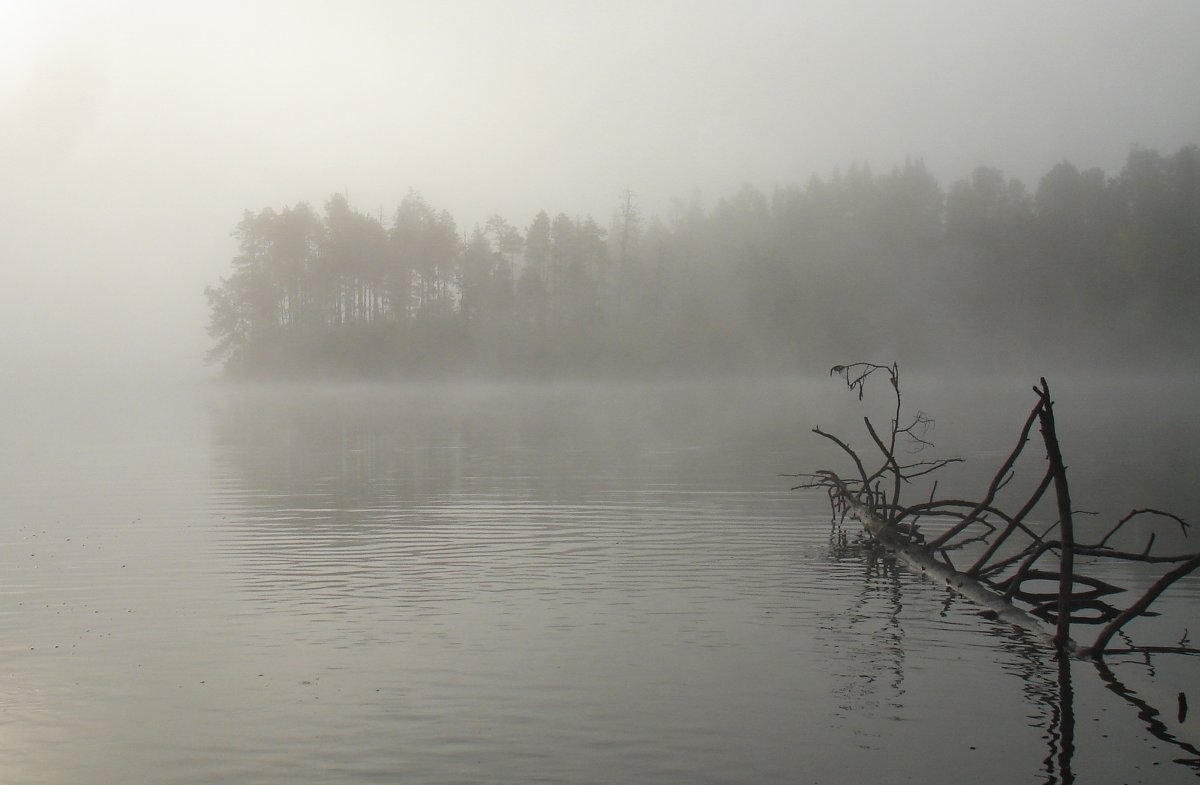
[205,145,1200,376]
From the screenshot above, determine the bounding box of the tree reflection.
[819,520,909,721]
[827,522,1199,782]
[1094,656,1200,772]
[979,611,1200,782]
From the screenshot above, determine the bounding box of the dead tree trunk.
[790,363,1199,660]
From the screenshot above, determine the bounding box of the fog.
[7,8,1200,781]
[3,1,1200,383]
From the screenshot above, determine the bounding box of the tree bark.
[845,495,1071,653]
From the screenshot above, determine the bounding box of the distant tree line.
[205,145,1200,376]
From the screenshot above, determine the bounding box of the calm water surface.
[2,375,1198,784]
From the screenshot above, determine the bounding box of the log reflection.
[1050,654,1075,785]
[1094,657,1200,772]
[974,611,1200,782]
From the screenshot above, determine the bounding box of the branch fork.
[790,363,1199,659]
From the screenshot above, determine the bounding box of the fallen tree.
[790,362,1200,660]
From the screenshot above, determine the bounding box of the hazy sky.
[3,0,1199,381]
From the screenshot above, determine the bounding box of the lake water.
[2,374,1198,784]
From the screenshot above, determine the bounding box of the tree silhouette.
[204,145,1200,377]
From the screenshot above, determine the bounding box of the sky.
[2,0,1199,382]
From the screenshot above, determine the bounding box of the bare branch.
[862,416,902,512]
[926,398,1044,551]
[968,465,1055,576]
[812,427,870,493]
[798,362,1199,661]
[1084,555,1200,658]
[1095,508,1191,549]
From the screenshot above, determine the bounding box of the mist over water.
[2,376,1199,783]
[4,1,1200,782]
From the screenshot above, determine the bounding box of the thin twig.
[1095,508,1191,549]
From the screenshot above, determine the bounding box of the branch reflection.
[827,518,1199,783]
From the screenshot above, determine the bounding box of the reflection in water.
[1053,655,1076,785]
[3,379,1199,783]
[826,529,1077,781]
[981,626,1073,784]
[1095,658,1200,772]
[827,510,1200,784]
[196,382,1200,784]
[838,548,908,715]
[201,383,886,784]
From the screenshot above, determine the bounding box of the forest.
[205,145,1200,377]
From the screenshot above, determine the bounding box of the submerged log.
[791,363,1199,660]
[845,492,1066,652]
